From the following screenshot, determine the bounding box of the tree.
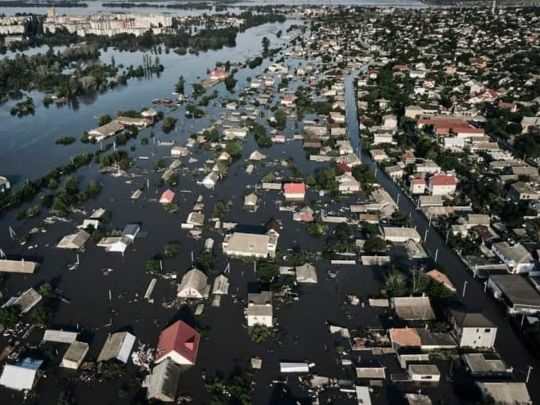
[273,110,287,130]
[225,142,242,157]
[307,216,327,237]
[352,164,376,188]
[385,268,409,297]
[162,116,177,133]
[225,76,237,92]
[257,261,278,283]
[30,307,53,328]
[38,282,55,299]
[175,75,185,94]
[164,243,181,258]
[262,36,270,56]
[212,200,228,219]
[0,307,19,328]
[335,223,352,241]
[196,250,215,272]
[364,236,386,255]
[97,113,112,126]
[145,258,161,273]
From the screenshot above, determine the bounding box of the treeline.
[0,0,87,6]
[2,12,286,55]
[0,146,130,216]
[0,46,163,100]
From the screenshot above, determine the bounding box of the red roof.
[210,68,227,79]
[412,178,426,185]
[431,174,457,186]
[284,183,306,194]
[156,320,200,364]
[159,189,175,203]
[336,162,353,173]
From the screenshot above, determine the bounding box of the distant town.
[0,2,539,405]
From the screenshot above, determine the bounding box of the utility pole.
[526,366,533,384]
[423,229,429,244]
[434,249,439,262]
[462,280,468,298]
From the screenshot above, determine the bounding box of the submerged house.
[3,287,42,314]
[97,332,136,363]
[155,320,200,366]
[295,263,318,283]
[159,189,176,205]
[61,341,89,370]
[88,120,124,142]
[0,358,42,392]
[246,292,273,327]
[223,231,278,259]
[177,268,210,299]
[144,359,182,402]
[56,230,90,250]
[0,176,11,194]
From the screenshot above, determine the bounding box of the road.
[344,70,540,398]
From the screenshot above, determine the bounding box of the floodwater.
[0,17,391,405]
[0,13,460,404]
[0,0,426,17]
[0,21,295,180]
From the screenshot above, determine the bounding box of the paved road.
[344,71,540,398]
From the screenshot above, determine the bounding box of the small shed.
[61,341,89,370]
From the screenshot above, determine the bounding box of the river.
[0,0,426,17]
[0,20,295,181]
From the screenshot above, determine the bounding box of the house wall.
[247,314,273,327]
[459,327,497,349]
[430,184,456,196]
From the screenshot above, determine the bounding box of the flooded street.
[0,15,400,405]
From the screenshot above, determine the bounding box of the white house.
[492,242,535,274]
[429,174,457,196]
[223,231,278,259]
[201,172,219,189]
[246,292,273,327]
[382,227,421,243]
[408,364,441,383]
[177,268,210,299]
[410,177,426,194]
[61,341,89,370]
[451,310,497,349]
[283,183,306,201]
[337,173,361,194]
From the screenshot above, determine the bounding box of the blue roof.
[17,358,43,371]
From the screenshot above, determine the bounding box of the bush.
[164,243,181,258]
[145,258,161,273]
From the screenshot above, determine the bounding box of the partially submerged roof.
[57,230,90,250]
[462,353,510,376]
[212,274,229,295]
[476,382,531,404]
[0,259,39,274]
[391,296,435,320]
[295,263,318,283]
[155,320,200,365]
[62,341,89,367]
[489,275,540,309]
[451,310,494,328]
[145,358,182,402]
[0,359,41,391]
[97,332,136,363]
[43,329,78,344]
